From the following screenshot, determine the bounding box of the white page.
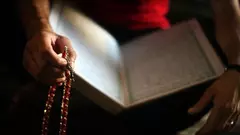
[121,20,220,104]
[51,6,124,104]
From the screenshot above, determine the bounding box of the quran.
[49,2,225,114]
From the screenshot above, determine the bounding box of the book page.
[51,6,124,104]
[121,20,223,104]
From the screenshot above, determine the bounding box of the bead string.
[41,46,73,135]
[41,85,57,135]
[59,47,72,135]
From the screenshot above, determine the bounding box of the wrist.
[226,70,240,81]
[226,64,240,77]
[26,18,53,39]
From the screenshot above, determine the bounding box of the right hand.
[23,30,77,85]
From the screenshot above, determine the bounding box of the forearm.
[211,0,240,64]
[18,0,52,39]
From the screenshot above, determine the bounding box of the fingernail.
[61,58,67,64]
[188,108,196,115]
[58,53,63,57]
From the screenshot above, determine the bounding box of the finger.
[43,46,67,67]
[50,66,65,77]
[37,65,66,85]
[47,67,65,79]
[67,45,77,70]
[39,74,66,85]
[188,88,214,114]
[196,106,232,135]
[51,76,66,84]
[55,36,77,64]
[66,43,77,62]
[70,60,76,70]
[55,36,71,53]
[68,48,77,64]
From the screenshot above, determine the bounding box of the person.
[16,0,240,135]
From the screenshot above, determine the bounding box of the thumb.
[188,89,214,114]
[55,36,77,68]
[44,47,67,67]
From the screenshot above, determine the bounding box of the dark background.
[0,0,234,135]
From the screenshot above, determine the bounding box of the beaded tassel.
[59,46,72,135]
[41,85,57,135]
[41,46,74,135]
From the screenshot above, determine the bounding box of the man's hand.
[188,70,240,135]
[188,0,240,134]
[23,30,77,85]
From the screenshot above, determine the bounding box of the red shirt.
[79,0,170,30]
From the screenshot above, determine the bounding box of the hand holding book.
[189,70,240,134]
[187,0,240,134]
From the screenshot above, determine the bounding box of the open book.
[50,3,225,114]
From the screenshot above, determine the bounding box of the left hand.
[188,70,240,135]
[23,30,76,85]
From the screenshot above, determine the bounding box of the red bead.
[64,98,69,102]
[41,55,73,135]
[63,111,68,116]
[63,126,67,131]
[64,104,69,108]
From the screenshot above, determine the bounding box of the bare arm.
[211,0,240,65]
[18,0,52,39]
